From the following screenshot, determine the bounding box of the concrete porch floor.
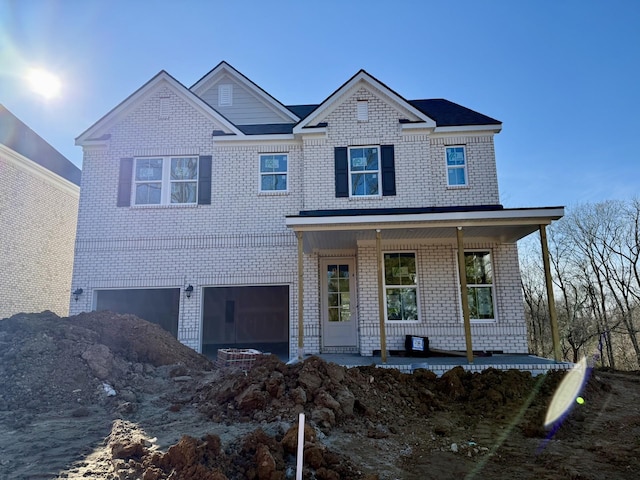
[312,353,574,376]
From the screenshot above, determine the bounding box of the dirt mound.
[2,311,638,479]
[194,355,567,435]
[0,310,212,412]
[107,418,376,480]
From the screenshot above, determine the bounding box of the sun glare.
[27,68,62,99]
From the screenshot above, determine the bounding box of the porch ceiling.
[285,206,564,253]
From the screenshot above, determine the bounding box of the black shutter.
[198,155,212,205]
[117,158,133,207]
[381,145,396,196]
[334,147,349,197]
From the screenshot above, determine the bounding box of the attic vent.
[218,84,233,106]
[357,100,368,121]
[159,97,170,119]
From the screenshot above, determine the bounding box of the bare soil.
[1,311,639,480]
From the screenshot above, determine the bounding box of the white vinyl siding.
[199,78,292,124]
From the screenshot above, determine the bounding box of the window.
[463,251,495,321]
[349,146,380,196]
[134,156,198,205]
[259,154,288,192]
[334,146,395,198]
[383,252,418,321]
[446,146,467,186]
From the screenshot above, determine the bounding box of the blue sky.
[1,0,638,208]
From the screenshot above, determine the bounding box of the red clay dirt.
[0,311,639,479]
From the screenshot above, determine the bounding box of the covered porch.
[285,205,565,364]
[315,353,574,376]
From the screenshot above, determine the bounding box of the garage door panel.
[95,288,180,337]
[202,286,289,356]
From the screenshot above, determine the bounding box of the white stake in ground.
[296,412,305,480]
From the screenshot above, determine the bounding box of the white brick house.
[1,105,81,319]
[70,62,563,359]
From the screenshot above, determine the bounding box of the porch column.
[539,224,562,361]
[296,231,304,360]
[376,229,387,363]
[456,227,474,363]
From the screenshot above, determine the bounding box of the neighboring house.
[70,62,563,359]
[0,104,81,319]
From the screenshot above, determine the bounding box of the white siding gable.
[198,74,293,125]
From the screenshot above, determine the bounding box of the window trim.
[455,249,497,323]
[445,145,468,187]
[348,145,382,198]
[258,153,289,193]
[382,250,420,323]
[133,156,199,206]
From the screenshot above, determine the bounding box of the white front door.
[321,258,357,347]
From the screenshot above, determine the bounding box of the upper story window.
[134,156,198,205]
[218,84,232,106]
[463,251,496,321]
[349,146,380,197]
[384,252,418,322]
[446,146,467,186]
[259,154,288,192]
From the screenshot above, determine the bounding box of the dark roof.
[1,104,81,186]
[286,104,319,119]
[408,99,501,126]
[294,205,505,217]
[280,99,500,127]
[237,123,295,135]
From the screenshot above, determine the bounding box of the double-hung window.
[349,146,380,196]
[134,156,198,205]
[446,146,467,186]
[383,252,418,321]
[463,251,496,321]
[259,154,288,192]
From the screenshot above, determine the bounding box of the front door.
[321,258,357,347]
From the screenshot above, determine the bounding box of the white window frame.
[348,146,382,198]
[446,146,468,187]
[133,156,198,206]
[258,153,288,193]
[455,249,497,323]
[382,251,420,323]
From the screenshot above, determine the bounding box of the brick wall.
[0,150,79,319]
[71,79,525,357]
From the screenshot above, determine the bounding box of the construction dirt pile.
[1,311,639,480]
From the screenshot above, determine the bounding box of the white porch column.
[296,231,304,360]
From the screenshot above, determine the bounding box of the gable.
[76,71,242,145]
[317,84,425,131]
[294,70,436,134]
[197,73,292,124]
[191,62,299,126]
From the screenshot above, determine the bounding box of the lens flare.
[27,68,61,99]
[544,357,588,428]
